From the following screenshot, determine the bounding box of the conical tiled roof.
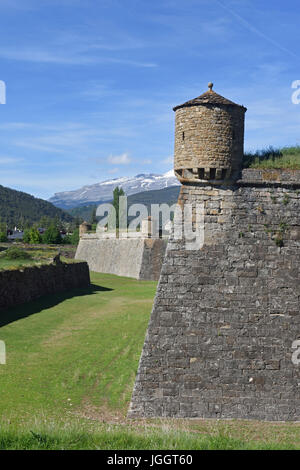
[173,83,247,111]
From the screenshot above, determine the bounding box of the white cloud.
[11,122,136,155]
[0,122,34,130]
[108,153,131,165]
[0,156,23,164]
[14,141,66,154]
[18,27,156,67]
[0,43,157,67]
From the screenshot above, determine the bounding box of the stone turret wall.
[174,105,245,182]
[129,170,300,421]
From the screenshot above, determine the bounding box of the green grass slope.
[0,272,300,449]
[244,145,300,169]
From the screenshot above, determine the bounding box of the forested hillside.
[0,184,74,228]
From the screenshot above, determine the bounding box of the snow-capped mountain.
[49,171,180,209]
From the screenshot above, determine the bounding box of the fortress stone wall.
[129,170,300,420]
[0,261,90,312]
[75,235,167,281]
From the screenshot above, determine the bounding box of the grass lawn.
[0,272,300,450]
[244,145,300,169]
[0,244,77,271]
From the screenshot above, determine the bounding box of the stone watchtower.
[174,83,246,184]
[129,84,300,421]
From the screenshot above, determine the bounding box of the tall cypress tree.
[112,187,125,229]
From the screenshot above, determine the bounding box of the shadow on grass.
[0,284,113,328]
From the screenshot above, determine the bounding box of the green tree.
[23,228,42,244]
[38,216,54,229]
[22,229,30,243]
[73,216,82,229]
[61,234,72,245]
[18,215,25,230]
[90,207,98,225]
[30,228,42,244]
[89,207,98,231]
[70,228,79,246]
[42,225,62,245]
[112,186,125,229]
[0,220,7,234]
[0,232,8,242]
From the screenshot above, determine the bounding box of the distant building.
[8,230,24,240]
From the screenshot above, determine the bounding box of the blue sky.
[0,0,299,199]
